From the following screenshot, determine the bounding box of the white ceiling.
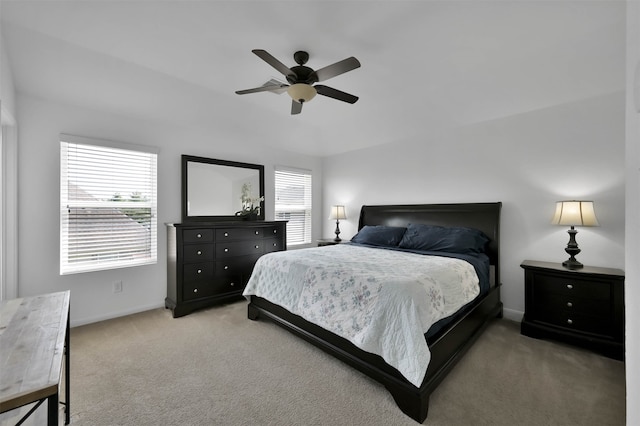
[0,0,626,157]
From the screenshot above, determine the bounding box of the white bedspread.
[243,244,480,387]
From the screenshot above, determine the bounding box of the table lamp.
[329,205,347,242]
[551,200,599,269]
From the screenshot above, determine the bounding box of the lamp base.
[562,257,584,269]
[334,220,342,242]
[562,226,583,269]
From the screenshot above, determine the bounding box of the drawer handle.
[273,230,277,234]
[567,319,573,325]
[197,233,202,238]
[197,250,202,255]
[566,284,573,290]
[224,248,229,253]
[224,232,229,237]
[255,245,259,249]
[193,288,198,293]
[230,282,235,287]
[255,231,259,235]
[224,265,229,270]
[197,269,202,274]
[273,243,277,247]
[566,302,573,308]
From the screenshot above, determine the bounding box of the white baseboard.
[71,302,166,327]
[502,307,523,323]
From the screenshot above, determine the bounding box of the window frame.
[60,134,159,275]
[274,166,312,246]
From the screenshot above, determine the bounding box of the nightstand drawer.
[531,273,611,300]
[532,310,612,336]
[532,291,611,319]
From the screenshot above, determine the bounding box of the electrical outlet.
[113,281,123,293]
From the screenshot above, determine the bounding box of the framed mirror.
[182,155,265,222]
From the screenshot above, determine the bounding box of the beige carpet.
[7,300,625,425]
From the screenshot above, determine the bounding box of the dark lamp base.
[562,226,584,269]
[562,257,584,269]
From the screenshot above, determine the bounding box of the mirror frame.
[182,155,265,222]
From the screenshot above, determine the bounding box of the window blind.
[275,168,312,245]
[60,137,158,274]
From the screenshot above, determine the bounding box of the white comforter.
[243,244,480,387]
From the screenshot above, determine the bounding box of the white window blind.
[60,136,158,274]
[275,167,312,245]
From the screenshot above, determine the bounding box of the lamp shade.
[328,205,347,221]
[287,83,317,103]
[551,201,599,227]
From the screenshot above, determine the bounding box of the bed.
[244,202,502,423]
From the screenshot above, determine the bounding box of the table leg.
[47,393,59,426]
[65,308,70,425]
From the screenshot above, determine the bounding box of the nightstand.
[317,239,344,247]
[520,260,625,360]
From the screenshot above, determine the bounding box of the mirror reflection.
[182,155,264,222]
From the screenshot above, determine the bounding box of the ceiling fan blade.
[315,85,359,104]
[291,100,303,115]
[313,57,361,82]
[235,84,288,95]
[252,49,296,79]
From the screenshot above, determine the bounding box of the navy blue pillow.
[350,225,407,247]
[398,223,489,254]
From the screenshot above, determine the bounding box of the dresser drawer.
[183,262,214,283]
[263,226,283,239]
[531,272,611,300]
[216,228,263,240]
[183,229,214,243]
[264,237,284,253]
[183,280,215,301]
[215,254,261,276]
[183,243,214,262]
[212,276,244,294]
[216,240,264,258]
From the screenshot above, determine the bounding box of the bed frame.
[247,202,502,423]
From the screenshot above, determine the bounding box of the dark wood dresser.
[166,221,286,317]
[520,260,625,360]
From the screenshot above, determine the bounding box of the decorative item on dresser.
[520,260,625,360]
[166,221,286,318]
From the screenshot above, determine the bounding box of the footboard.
[247,284,502,423]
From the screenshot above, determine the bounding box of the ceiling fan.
[236,49,361,115]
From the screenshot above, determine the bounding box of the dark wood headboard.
[358,203,502,284]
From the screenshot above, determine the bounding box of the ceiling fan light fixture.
[287,83,317,103]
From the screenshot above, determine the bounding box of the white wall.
[1,33,16,116]
[625,0,639,423]
[1,31,18,302]
[16,94,322,326]
[322,92,625,321]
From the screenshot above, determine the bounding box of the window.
[60,135,158,274]
[275,167,312,246]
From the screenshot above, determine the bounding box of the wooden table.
[0,291,70,425]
